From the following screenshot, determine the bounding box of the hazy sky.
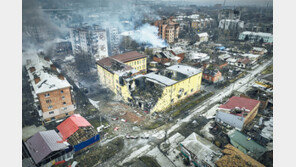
[159,0,272,7]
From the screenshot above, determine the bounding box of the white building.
[215,96,261,130]
[180,132,222,167]
[238,31,273,43]
[218,19,244,30]
[189,52,209,62]
[92,30,109,60]
[197,32,209,43]
[69,28,90,54]
[25,54,76,122]
[108,27,121,56]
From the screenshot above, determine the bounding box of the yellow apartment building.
[97,51,203,114]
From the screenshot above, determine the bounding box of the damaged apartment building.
[25,53,76,123]
[69,25,109,60]
[97,51,203,113]
[154,17,180,43]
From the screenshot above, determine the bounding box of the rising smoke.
[22,0,166,58]
[121,23,167,48]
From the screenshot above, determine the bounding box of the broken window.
[46,99,52,103]
[61,90,64,93]
[49,111,54,114]
[119,77,124,86]
[48,105,53,109]
[45,93,50,97]
[63,102,66,105]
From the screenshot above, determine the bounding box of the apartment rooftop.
[167,64,202,77]
[229,130,267,159]
[197,32,209,37]
[219,96,260,113]
[112,51,146,63]
[25,54,71,94]
[145,73,177,86]
[141,64,201,87]
[216,144,265,167]
[180,132,222,166]
[25,130,69,164]
[241,31,273,37]
[96,57,137,76]
[57,114,92,141]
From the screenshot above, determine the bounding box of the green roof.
[229,130,267,158]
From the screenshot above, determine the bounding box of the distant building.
[251,47,268,55]
[203,69,222,83]
[107,27,121,56]
[180,132,222,167]
[153,50,183,64]
[189,52,209,62]
[239,31,273,43]
[55,41,73,55]
[24,130,74,167]
[214,60,228,69]
[191,18,213,30]
[70,27,91,54]
[70,26,109,59]
[228,130,267,159]
[218,9,241,20]
[218,19,244,30]
[235,58,251,69]
[154,17,180,43]
[216,96,261,130]
[25,55,75,123]
[215,144,265,167]
[57,114,98,146]
[92,29,109,61]
[197,32,209,43]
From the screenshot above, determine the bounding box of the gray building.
[238,31,273,43]
[25,130,74,167]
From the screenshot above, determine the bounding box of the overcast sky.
[159,0,272,7]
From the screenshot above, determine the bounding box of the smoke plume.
[121,23,167,48]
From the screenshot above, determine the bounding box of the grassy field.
[171,92,214,118]
[261,65,273,74]
[139,156,162,167]
[70,137,124,166]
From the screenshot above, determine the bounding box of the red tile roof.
[111,51,146,63]
[219,96,260,112]
[57,114,92,140]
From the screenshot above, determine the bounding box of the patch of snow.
[202,104,219,119]
[146,147,175,167]
[121,145,152,165]
[89,98,100,110]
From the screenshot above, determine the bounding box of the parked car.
[112,117,118,121]
[126,134,138,139]
[141,133,149,139]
